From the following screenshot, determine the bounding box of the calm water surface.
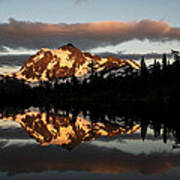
[0,107,180,180]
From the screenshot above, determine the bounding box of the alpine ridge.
[7,43,140,82]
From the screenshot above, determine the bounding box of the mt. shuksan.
[7,44,140,82]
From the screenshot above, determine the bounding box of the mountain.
[0,110,140,150]
[6,44,140,82]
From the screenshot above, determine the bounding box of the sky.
[0,0,180,56]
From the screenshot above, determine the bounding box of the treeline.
[0,53,180,105]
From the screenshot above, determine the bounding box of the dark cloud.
[0,18,180,50]
[97,52,172,60]
[0,55,30,66]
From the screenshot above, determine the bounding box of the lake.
[0,106,180,180]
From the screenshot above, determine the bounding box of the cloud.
[0,55,29,67]
[0,46,38,56]
[0,18,180,50]
[97,52,172,60]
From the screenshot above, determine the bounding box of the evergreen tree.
[154,59,157,66]
[153,59,157,71]
[162,54,167,70]
[173,51,180,62]
[175,54,179,61]
[140,56,148,77]
[141,121,147,141]
[151,59,157,77]
[156,61,161,70]
[167,60,170,66]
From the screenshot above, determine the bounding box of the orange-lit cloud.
[0,18,180,50]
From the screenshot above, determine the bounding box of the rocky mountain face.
[0,110,140,150]
[6,44,140,82]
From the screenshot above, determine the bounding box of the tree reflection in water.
[0,104,180,150]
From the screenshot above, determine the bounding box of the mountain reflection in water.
[0,109,140,150]
[1,106,180,180]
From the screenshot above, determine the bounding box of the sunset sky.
[0,0,180,55]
